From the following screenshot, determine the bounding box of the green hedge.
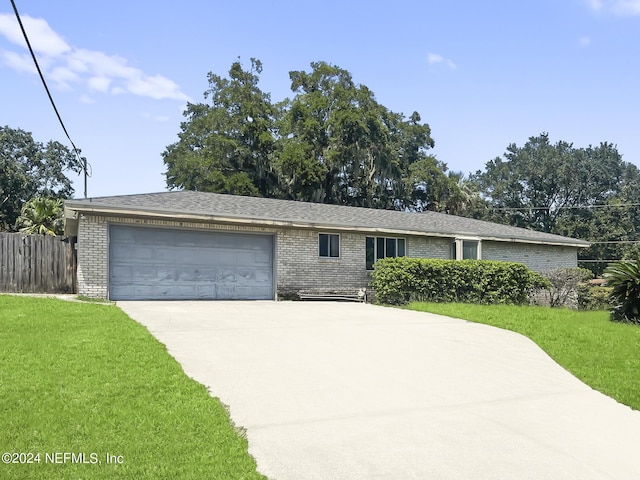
[370,257,548,305]
[577,285,613,311]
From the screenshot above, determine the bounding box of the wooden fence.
[0,232,77,294]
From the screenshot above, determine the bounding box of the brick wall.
[75,214,579,299]
[76,215,109,298]
[276,229,370,292]
[482,240,578,271]
[407,236,451,259]
[76,215,375,299]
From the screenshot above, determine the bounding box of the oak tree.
[0,126,82,231]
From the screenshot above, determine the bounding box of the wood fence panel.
[0,233,77,294]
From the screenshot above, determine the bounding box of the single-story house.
[64,191,590,301]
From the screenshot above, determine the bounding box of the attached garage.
[109,225,274,300]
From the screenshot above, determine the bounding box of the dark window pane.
[319,234,329,257]
[462,240,478,260]
[451,241,457,260]
[397,239,406,257]
[376,237,385,259]
[329,234,340,257]
[386,238,396,257]
[366,237,375,270]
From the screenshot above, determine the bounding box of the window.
[462,240,478,260]
[319,233,340,257]
[366,237,406,270]
[451,238,481,260]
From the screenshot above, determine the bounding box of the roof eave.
[64,203,590,248]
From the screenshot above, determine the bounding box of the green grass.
[407,302,640,411]
[0,295,266,480]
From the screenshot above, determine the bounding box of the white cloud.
[587,0,604,10]
[126,74,189,101]
[141,112,170,122]
[0,13,70,56]
[427,52,456,69]
[88,76,111,92]
[79,94,95,104]
[615,0,640,14]
[70,49,139,79]
[0,49,36,73]
[0,13,190,101]
[586,0,640,14]
[49,66,80,88]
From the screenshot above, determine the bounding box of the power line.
[10,0,90,198]
[490,203,640,211]
[589,240,640,244]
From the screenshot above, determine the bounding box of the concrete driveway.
[118,301,640,480]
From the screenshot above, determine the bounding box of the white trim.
[453,238,482,260]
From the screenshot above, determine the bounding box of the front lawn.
[407,302,640,411]
[0,295,266,480]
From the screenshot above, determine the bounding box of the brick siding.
[76,215,578,299]
[481,240,577,272]
[276,229,370,292]
[407,236,451,259]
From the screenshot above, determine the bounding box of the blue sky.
[1,0,639,198]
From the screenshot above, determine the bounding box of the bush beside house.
[577,285,612,311]
[370,257,548,305]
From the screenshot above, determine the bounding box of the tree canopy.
[1,126,82,232]
[469,133,640,273]
[163,59,465,211]
[163,60,639,274]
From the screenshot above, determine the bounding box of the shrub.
[539,268,593,308]
[577,285,612,311]
[370,257,548,305]
[603,260,640,324]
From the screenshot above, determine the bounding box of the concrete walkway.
[117,301,640,480]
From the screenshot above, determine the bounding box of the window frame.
[318,233,340,258]
[366,236,406,270]
[451,237,482,260]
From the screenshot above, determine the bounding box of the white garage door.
[109,225,274,300]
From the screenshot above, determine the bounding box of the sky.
[1,0,639,199]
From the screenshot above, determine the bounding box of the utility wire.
[10,0,90,198]
[490,203,640,211]
[589,240,640,244]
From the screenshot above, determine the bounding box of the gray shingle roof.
[65,191,589,247]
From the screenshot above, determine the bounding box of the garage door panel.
[110,265,132,280]
[217,269,236,282]
[238,286,273,298]
[132,267,157,281]
[254,269,273,283]
[196,285,216,297]
[216,285,235,298]
[133,285,156,298]
[254,252,271,265]
[195,269,218,281]
[238,269,255,282]
[214,252,237,266]
[110,285,132,299]
[109,226,273,300]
